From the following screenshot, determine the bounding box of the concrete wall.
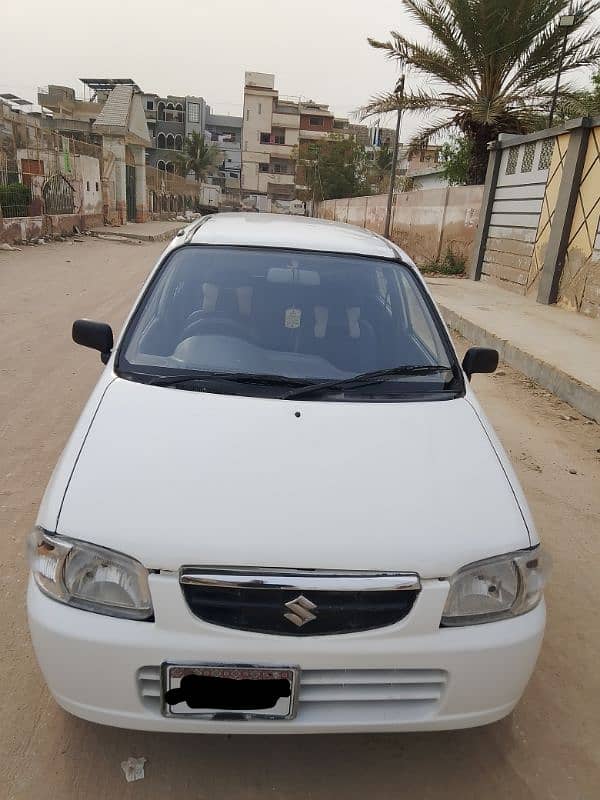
[78,155,102,215]
[0,213,103,244]
[473,118,600,317]
[317,185,483,266]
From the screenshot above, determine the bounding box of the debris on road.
[121,757,147,782]
[0,243,21,252]
[560,414,578,421]
[568,468,578,475]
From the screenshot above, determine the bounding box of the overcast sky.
[2,0,598,142]
[2,0,422,133]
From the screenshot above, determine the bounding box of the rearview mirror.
[72,319,113,364]
[462,347,499,380]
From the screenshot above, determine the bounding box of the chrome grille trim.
[180,568,421,592]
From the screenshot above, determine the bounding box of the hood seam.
[54,377,116,532]
[465,397,532,547]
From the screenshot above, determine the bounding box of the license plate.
[161,663,299,720]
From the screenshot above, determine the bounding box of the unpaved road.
[1,239,599,799]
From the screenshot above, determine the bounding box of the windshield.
[118,245,459,398]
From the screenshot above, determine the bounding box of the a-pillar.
[102,136,126,225]
[130,144,148,222]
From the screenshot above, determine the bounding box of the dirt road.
[1,239,599,799]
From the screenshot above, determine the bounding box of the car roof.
[178,212,411,262]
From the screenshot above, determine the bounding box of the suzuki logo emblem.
[284,595,318,627]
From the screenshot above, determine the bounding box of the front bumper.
[27,573,545,733]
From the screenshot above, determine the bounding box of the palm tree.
[176,132,222,182]
[365,0,600,184]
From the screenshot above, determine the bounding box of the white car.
[27,213,549,733]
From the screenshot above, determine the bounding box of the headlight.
[28,528,153,620]
[441,547,550,626]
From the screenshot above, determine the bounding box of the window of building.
[273,163,282,173]
[95,182,99,191]
[309,116,324,126]
[258,103,262,114]
[273,134,285,145]
[146,100,154,111]
[334,119,345,129]
[86,181,90,191]
[259,163,270,172]
[188,103,200,123]
[157,132,166,148]
[166,134,175,149]
[230,171,238,178]
[260,132,271,144]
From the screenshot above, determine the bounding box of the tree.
[374,142,394,191]
[365,0,600,184]
[554,65,600,117]
[298,134,372,201]
[440,135,472,185]
[176,132,221,181]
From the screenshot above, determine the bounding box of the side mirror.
[72,319,113,364]
[462,347,499,380]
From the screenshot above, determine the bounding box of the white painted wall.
[77,155,102,214]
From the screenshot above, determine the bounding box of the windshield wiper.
[284,365,454,400]
[147,371,309,388]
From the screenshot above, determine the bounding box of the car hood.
[56,378,530,577]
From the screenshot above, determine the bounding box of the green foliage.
[365,0,600,184]
[552,66,600,119]
[0,182,31,218]
[299,134,372,201]
[375,142,393,173]
[176,132,221,182]
[440,136,472,185]
[422,246,466,276]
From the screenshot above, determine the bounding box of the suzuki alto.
[27,213,549,732]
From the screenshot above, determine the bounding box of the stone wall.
[317,186,484,267]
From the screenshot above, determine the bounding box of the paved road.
[1,239,599,799]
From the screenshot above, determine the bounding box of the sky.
[2,0,599,143]
[2,0,422,135]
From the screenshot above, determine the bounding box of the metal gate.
[43,174,75,215]
[126,165,136,221]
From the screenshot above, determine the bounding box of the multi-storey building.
[140,93,208,172]
[241,72,393,209]
[241,72,300,209]
[205,111,243,193]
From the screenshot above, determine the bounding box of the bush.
[422,246,466,276]
[0,182,31,218]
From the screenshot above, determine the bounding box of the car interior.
[127,247,445,377]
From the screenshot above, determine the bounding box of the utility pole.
[384,71,405,240]
[548,11,576,128]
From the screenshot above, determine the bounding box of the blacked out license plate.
[161,663,299,720]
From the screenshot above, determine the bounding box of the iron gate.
[43,174,75,215]
[126,165,136,221]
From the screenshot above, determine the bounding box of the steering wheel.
[180,311,258,343]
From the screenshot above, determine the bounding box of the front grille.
[179,569,420,636]
[137,666,447,720]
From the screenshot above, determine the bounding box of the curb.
[439,304,600,424]
[90,227,181,243]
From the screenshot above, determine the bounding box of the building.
[399,144,447,189]
[37,80,153,224]
[241,72,395,210]
[241,72,300,210]
[205,111,243,196]
[140,92,208,172]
